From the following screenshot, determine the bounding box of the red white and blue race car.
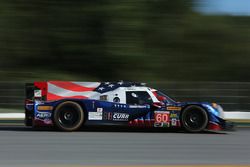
[25,81,233,132]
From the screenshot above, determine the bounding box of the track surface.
[0,127,249,166]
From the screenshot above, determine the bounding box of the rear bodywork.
[25,81,232,131]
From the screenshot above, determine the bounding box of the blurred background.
[0,0,249,112]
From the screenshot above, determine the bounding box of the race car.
[25,81,233,132]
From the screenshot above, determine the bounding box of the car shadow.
[81,126,228,134]
[0,125,228,134]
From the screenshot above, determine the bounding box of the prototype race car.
[25,81,233,132]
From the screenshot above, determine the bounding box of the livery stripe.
[48,83,100,98]
[72,82,101,88]
[47,92,88,101]
[49,81,98,92]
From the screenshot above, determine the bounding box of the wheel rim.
[184,110,206,130]
[58,105,80,128]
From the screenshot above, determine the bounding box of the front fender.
[201,103,227,130]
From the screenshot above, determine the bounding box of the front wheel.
[181,105,208,133]
[53,101,84,131]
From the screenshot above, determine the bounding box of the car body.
[25,81,233,132]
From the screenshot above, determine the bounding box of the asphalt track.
[0,126,249,167]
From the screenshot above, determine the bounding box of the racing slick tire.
[53,101,84,131]
[181,105,208,133]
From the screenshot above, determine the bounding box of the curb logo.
[113,113,129,121]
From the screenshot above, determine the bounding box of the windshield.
[153,90,176,103]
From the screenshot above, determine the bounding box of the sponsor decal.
[129,105,148,109]
[37,106,53,111]
[97,108,103,112]
[103,112,113,120]
[114,104,126,108]
[171,118,177,126]
[88,111,103,120]
[102,112,129,121]
[113,113,129,121]
[154,122,164,127]
[34,90,42,97]
[170,113,177,118]
[36,112,52,119]
[166,106,181,111]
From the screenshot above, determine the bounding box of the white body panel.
[97,86,159,104]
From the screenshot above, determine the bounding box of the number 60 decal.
[155,111,170,123]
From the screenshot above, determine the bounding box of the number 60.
[155,113,169,123]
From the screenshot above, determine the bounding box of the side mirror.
[152,102,165,109]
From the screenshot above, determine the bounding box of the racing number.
[155,112,169,123]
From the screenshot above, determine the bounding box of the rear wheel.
[53,101,84,131]
[181,105,208,133]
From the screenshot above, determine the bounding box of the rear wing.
[25,82,47,101]
[25,83,34,100]
[25,81,100,101]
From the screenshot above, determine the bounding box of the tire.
[181,105,208,133]
[53,101,84,131]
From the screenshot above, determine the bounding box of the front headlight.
[212,103,224,119]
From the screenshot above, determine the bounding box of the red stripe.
[47,92,88,101]
[145,120,152,127]
[49,81,96,92]
[138,119,145,127]
[128,119,154,127]
[207,122,222,131]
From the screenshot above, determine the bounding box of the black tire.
[181,105,208,133]
[53,101,84,131]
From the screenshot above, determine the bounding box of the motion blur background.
[0,0,250,112]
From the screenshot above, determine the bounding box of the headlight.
[212,103,224,119]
